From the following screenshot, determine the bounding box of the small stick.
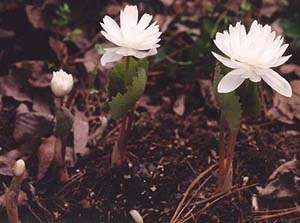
[5,159,26,223]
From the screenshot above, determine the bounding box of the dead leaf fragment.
[136,96,161,118]
[0,28,15,39]
[266,81,300,124]
[14,104,53,143]
[257,156,300,199]
[73,110,89,157]
[25,5,45,29]
[173,95,185,116]
[0,150,22,176]
[198,79,217,109]
[280,64,300,76]
[49,37,68,65]
[37,136,56,181]
[14,60,51,88]
[0,74,31,102]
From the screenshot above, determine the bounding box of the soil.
[1,1,300,223]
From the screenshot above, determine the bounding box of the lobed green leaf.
[213,63,242,130]
[108,67,147,119]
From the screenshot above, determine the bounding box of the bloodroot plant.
[51,69,74,182]
[100,5,161,167]
[212,20,292,192]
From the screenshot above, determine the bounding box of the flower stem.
[112,57,132,167]
[53,135,69,182]
[217,112,226,191]
[5,160,25,223]
[53,97,69,182]
[218,125,239,192]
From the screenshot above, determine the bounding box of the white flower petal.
[270,55,292,67]
[259,68,292,97]
[121,5,138,31]
[212,20,291,70]
[217,69,246,93]
[249,74,261,82]
[212,52,241,69]
[101,16,122,43]
[138,13,153,30]
[100,5,161,59]
[133,48,158,58]
[101,50,123,66]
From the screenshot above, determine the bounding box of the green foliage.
[154,46,168,63]
[107,58,148,119]
[64,28,82,42]
[54,106,74,136]
[281,18,300,46]
[240,0,252,12]
[109,67,147,119]
[95,44,105,55]
[52,3,71,28]
[279,2,300,46]
[213,64,242,130]
[239,81,262,118]
[107,58,140,97]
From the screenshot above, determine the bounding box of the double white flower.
[100,5,161,66]
[213,20,292,97]
[51,69,74,97]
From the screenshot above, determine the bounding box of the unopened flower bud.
[13,159,25,177]
[129,209,143,223]
[51,69,74,97]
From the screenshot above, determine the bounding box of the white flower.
[212,20,292,97]
[100,5,161,66]
[51,69,74,97]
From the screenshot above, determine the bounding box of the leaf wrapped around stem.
[107,58,148,119]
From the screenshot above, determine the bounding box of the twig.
[171,164,216,222]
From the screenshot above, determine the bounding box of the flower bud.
[129,209,143,223]
[13,159,25,177]
[51,69,74,97]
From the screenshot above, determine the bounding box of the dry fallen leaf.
[136,96,161,118]
[0,28,15,39]
[268,157,300,181]
[0,150,22,176]
[14,60,52,88]
[37,136,56,181]
[280,64,300,76]
[49,37,68,65]
[257,157,300,199]
[14,104,53,143]
[73,110,89,157]
[32,96,52,114]
[266,81,300,124]
[173,94,185,116]
[259,0,279,18]
[198,79,217,109]
[25,5,45,29]
[0,74,32,102]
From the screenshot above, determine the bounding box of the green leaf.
[95,44,105,55]
[107,58,138,97]
[213,63,242,130]
[239,81,261,117]
[108,67,147,119]
[54,106,74,136]
[281,18,300,39]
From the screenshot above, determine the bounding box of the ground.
[1,0,300,222]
